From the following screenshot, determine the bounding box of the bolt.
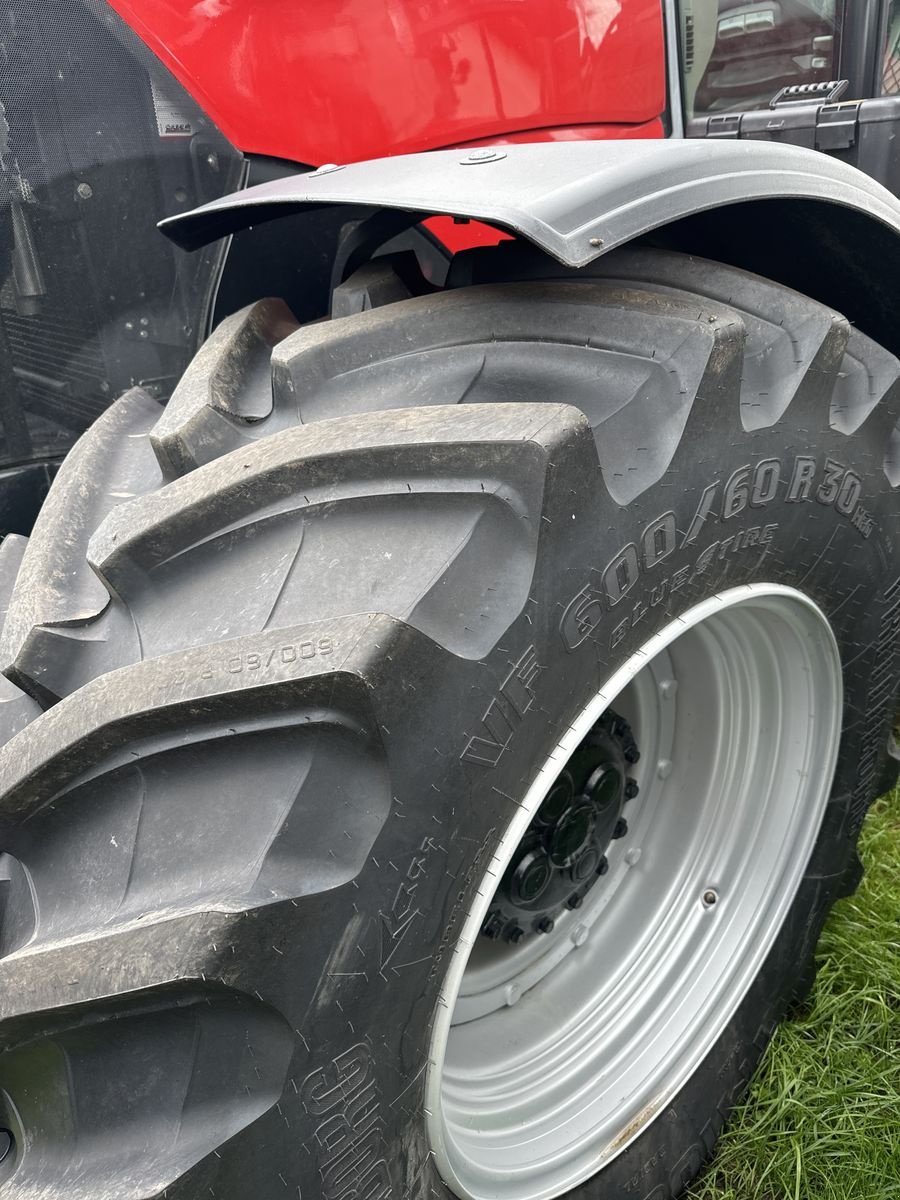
[124,320,134,331]
[624,747,640,765]
[139,316,149,327]
[613,818,628,840]
[76,182,93,200]
[460,148,507,165]
[703,889,719,908]
[625,779,639,800]
[0,1129,12,1164]
[589,237,603,247]
[505,925,526,945]
[596,855,609,876]
[566,893,583,910]
[571,923,589,947]
[707,314,717,322]
[481,912,505,940]
[139,329,149,339]
[537,916,555,934]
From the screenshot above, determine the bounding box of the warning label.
[150,77,195,139]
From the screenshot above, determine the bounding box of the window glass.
[883,2,900,93]
[680,1,843,118]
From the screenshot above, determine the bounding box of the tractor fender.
[160,139,900,355]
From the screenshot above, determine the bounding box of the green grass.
[688,785,900,1200]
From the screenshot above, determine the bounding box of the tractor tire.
[0,250,897,1200]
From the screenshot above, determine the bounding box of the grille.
[0,0,241,468]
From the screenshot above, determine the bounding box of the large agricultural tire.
[0,249,897,1200]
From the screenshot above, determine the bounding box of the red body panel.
[106,0,666,165]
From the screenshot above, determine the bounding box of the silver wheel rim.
[426,584,842,1200]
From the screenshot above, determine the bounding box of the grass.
[687,784,900,1200]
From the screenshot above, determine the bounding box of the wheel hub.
[480,713,639,944]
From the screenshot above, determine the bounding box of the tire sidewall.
[286,421,899,1200]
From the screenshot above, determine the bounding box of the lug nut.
[481,912,505,940]
[624,746,640,764]
[536,916,555,934]
[596,855,609,876]
[613,818,628,840]
[625,779,639,800]
[566,893,583,910]
[505,925,526,944]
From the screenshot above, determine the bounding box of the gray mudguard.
[159,138,900,265]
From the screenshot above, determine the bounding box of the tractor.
[0,2,897,1198]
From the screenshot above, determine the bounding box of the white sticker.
[150,76,195,139]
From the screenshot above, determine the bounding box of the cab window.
[679,1,843,118]
[883,1,900,93]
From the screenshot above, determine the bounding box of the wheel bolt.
[566,893,583,910]
[625,746,640,764]
[537,916,555,934]
[506,925,526,944]
[625,779,639,800]
[613,818,628,839]
[481,912,505,940]
[596,855,609,876]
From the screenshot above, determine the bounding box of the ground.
[688,783,900,1200]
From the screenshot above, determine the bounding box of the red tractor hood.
[105,0,666,164]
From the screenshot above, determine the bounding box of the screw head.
[702,889,719,908]
[460,148,507,165]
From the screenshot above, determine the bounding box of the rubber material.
[0,252,897,1200]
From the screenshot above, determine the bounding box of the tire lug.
[625,779,639,800]
[566,893,583,910]
[613,818,628,839]
[536,916,555,934]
